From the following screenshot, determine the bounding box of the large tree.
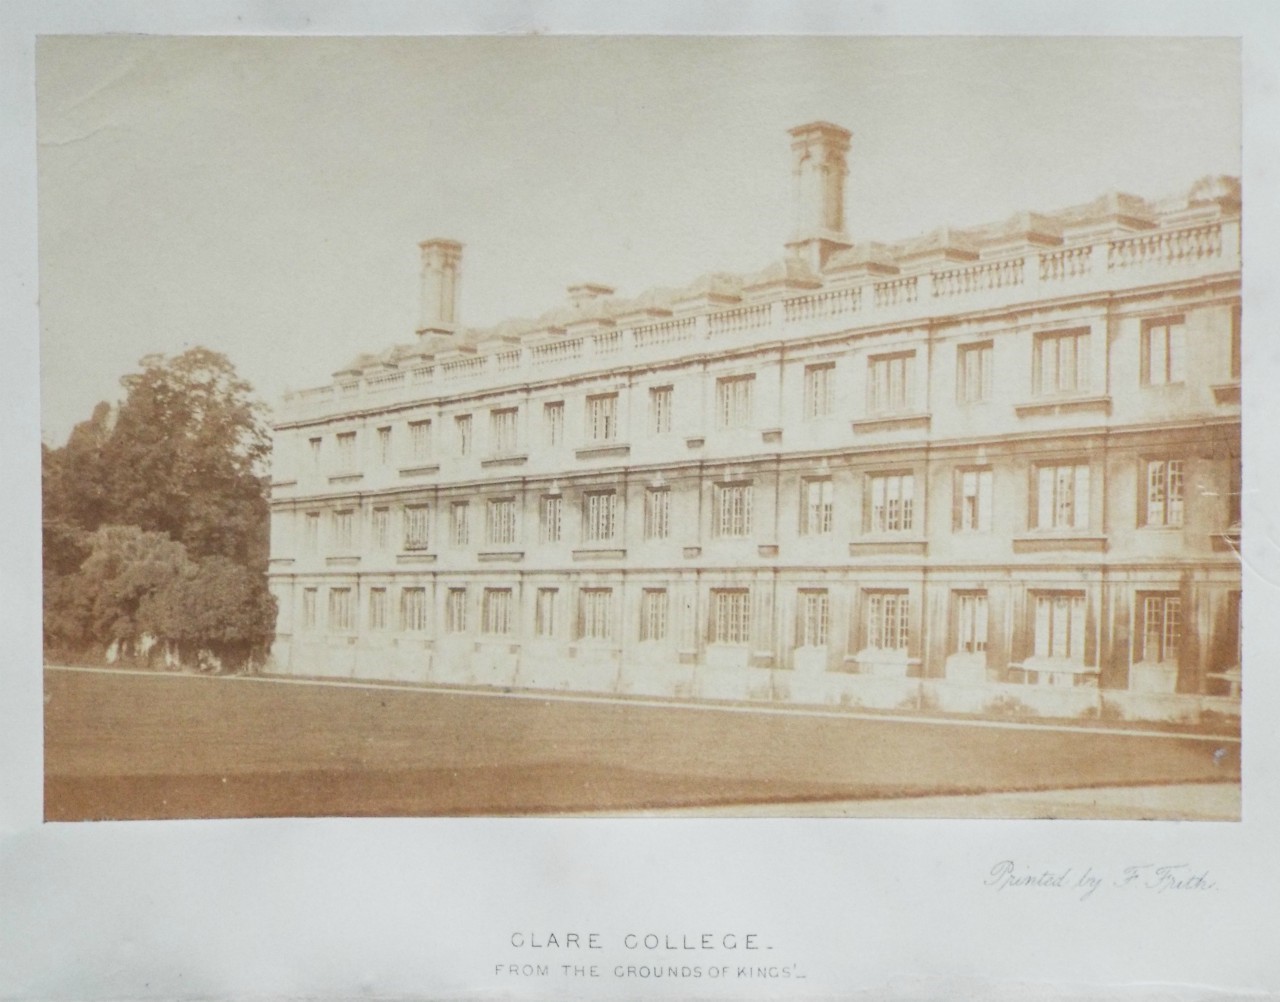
[43,348,276,669]
[102,348,272,568]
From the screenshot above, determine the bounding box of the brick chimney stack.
[785,121,854,272]
[416,238,462,337]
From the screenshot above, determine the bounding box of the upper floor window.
[377,426,393,465]
[866,590,909,651]
[804,363,835,419]
[578,588,613,641]
[490,407,518,453]
[1141,316,1186,386]
[455,414,473,457]
[482,588,514,635]
[954,467,993,533]
[334,432,356,471]
[450,501,470,546]
[544,401,565,446]
[713,482,753,538]
[796,589,830,647]
[1033,328,1089,396]
[801,477,834,535]
[408,419,432,462]
[867,352,913,415]
[650,385,673,434]
[953,591,988,654]
[715,375,754,429]
[583,491,617,543]
[711,588,751,645]
[957,341,993,404]
[308,437,322,470]
[371,507,390,549]
[401,587,428,632]
[540,494,562,543]
[446,588,468,633]
[403,504,431,551]
[486,497,518,546]
[1032,462,1090,531]
[1136,593,1181,664]
[1142,459,1184,527]
[1032,592,1085,661]
[644,487,671,540]
[332,509,355,550]
[639,588,668,642]
[586,393,618,442]
[328,587,354,632]
[868,473,914,533]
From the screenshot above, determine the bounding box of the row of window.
[298,457,1208,553]
[301,312,1239,474]
[300,585,1206,666]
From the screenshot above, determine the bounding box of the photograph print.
[38,35,1243,821]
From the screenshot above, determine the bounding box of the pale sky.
[36,36,1240,445]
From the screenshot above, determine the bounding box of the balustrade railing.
[633,317,696,347]
[1107,223,1223,271]
[531,337,584,365]
[440,356,486,380]
[931,257,1024,298]
[1039,246,1092,282]
[707,303,771,335]
[874,276,918,308]
[783,286,861,322]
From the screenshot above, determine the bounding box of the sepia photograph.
[38,34,1242,823]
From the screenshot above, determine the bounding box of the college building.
[266,122,1241,723]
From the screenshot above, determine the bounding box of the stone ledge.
[477,551,525,562]
[572,548,627,561]
[395,552,439,564]
[849,537,927,557]
[1012,534,1108,553]
[481,454,529,468]
[575,443,632,461]
[851,412,931,435]
[1014,395,1112,418]
[399,464,440,477]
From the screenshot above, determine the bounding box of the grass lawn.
[43,667,1240,820]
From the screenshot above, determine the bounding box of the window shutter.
[978,470,993,532]
[1076,333,1090,390]
[1034,596,1050,657]
[952,470,963,531]
[1036,467,1053,529]
[1070,595,1086,661]
[1073,464,1091,530]
[1169,323,1186,383]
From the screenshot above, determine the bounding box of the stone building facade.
[267,122,1242,723]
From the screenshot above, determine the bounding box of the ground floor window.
[302,587,318,629]
[954,591,988,654]
[1032,592,1086,660]
[640,588,668,641]
[535,588,557,637]
[446,588,467,633]
[796,589,830,647]
[328,587,354,631]
[483,587,514,635]
[1136,592,1180,663]
[579,588,613,641]
[401,587,428,632]
[369,587,388,630]
[711,588,751,645]
[865,590,909,650]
